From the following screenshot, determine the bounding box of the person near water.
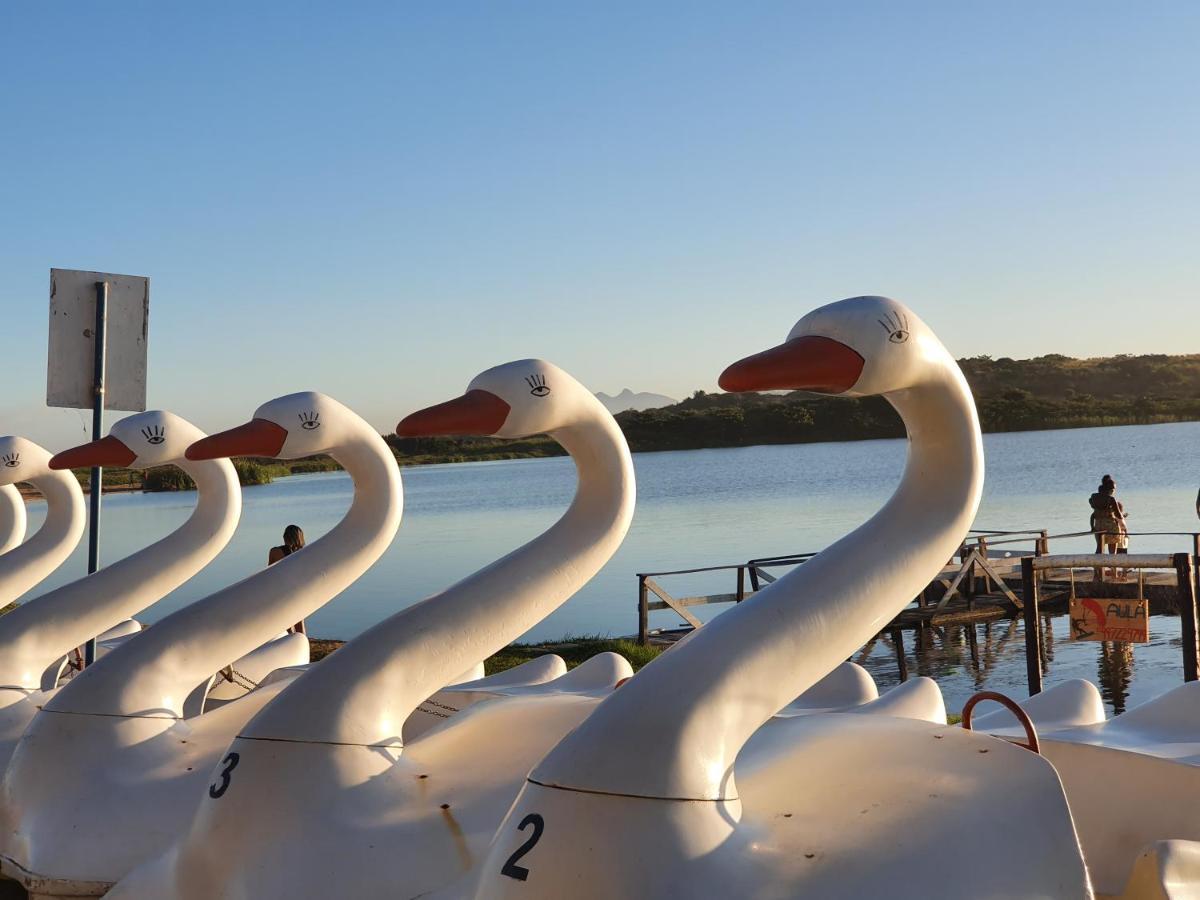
[1089,476,1128,579]
[269,523,305,566]
[268,524,307,634]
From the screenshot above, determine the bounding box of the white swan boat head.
[52,410,214,472]
[187,390,367,463]
[0,437,49,489]
[719,295,927,398]
[398,358,597,440]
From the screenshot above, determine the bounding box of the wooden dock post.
[1036,530,1049,586]
[736,566,745,603]
[890,626,908,682]
[637,575,649,646]
[1193,533,1200,611]
[980,536,994,594]
[1174,553,1199,683]
[1021,557,1042,695]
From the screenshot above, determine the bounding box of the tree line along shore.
[29,351,1200,494]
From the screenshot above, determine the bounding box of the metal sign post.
[84,282,109,664]
[47,268,149,668]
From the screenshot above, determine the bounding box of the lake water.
[16,420,1200,716]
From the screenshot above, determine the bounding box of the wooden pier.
[636,528,1200,689]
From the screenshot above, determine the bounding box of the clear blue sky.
[2,2,1197,447]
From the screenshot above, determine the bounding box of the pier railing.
[637,528,1200,646]
[636,554,814,645]
[964,529,1200,598]
[965,528,1200,561]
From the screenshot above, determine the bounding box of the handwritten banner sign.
[1069,597,1149,643]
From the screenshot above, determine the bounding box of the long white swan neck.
[0,467,86,607]
[47,423,402,718]
[0,486,26,556]
[533,355,982,800]
[0,458,240,691]
[245,401,635,746]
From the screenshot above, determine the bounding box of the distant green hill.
[388,352,1200,460]
[613,353,1200,452]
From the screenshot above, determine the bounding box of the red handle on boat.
[961,690,1040,754]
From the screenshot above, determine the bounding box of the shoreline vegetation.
[20,351,1200,496]
[0,626,660,678]
[311,635,662,674]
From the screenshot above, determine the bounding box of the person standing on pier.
[1090,475,1128,580]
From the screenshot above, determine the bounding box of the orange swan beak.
[719,335,865,394]
[50,435,137,470]
[396,390,511,437]
[186,419,288,461]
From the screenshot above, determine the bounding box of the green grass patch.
[309,634,662,674]
[142,466,193,491]
[484,634,661,675]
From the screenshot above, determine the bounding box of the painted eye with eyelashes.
[142,426,166,445]
[877,310,910,344]
[299,411,321,430]
[525,374,551,398]
[2,453,18,468]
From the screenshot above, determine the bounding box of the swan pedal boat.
[0,437,86,608]
[459,297,1091,898]
[110,366,928,900]
[113,365,916,900]
[0,394,407,897]
[109,362,640,899]
[978,678,1200,898]
[0,412,308,783]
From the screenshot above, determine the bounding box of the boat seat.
[444,654,567,692]
[771,676,945,724]
[974,678,1106,739]
[1115,840,1200,900]
[845,676,946,724]
[1048,681,1200,763]
[777,661,878,715]
[500,652,633,695]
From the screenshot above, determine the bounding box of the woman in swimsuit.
[268,524,307,634]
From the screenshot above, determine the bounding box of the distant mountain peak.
[595,388,677,414]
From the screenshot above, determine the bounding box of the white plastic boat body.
[0,412,242,780]
[111,362,638,900]
[0,437,85,607]
[464,297,1089,898]
[1038,682,1200,897]
[0,393,402,895]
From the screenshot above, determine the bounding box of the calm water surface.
[17,420,1200,716]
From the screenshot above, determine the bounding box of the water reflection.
[1097,641,1134,715]
[859,613,1178,718]
[15,420,1198,714]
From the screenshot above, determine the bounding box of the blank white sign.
[47,269,149,412]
